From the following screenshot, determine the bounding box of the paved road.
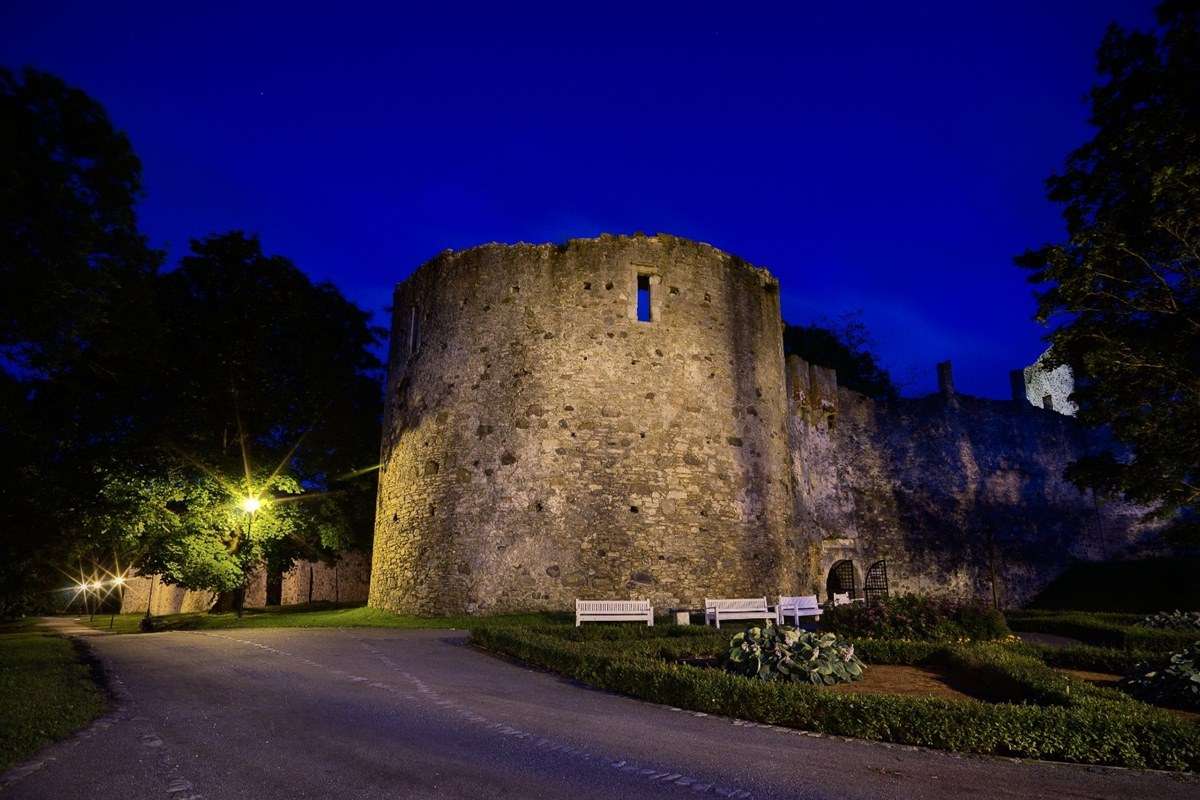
[4,623,1198,800]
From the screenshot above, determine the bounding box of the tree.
[133,232,384,608]
[0,69,384,616]
[0,68,162,615]
[783,316,897,400]
[1016,2,1199,540]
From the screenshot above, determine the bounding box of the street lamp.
[235,495,265,617]
[109,574,126,630]
[86,581,100,622]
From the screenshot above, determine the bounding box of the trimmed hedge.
[822,594,1010,641]
[472,624,1200,772]
[1007,610,1197,652]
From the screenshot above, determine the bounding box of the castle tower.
[369,234,806,614]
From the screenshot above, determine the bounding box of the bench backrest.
[577,599,650,613]
[778,595,819,611]
[704,597,768,612]
[832,592,852,606]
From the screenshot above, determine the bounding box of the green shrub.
[1123,641,1200,711]
[470,623,1200,771]
[1007,610,1197,652]
[822,594,1009,641]
[1021,642,1153,675]
[727,624,864,685]
[1140,610,1200,630]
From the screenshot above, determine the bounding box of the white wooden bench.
[776,595,821,625]
[830,592,863,607]
[704,597,772,628]
[575,599,653,627]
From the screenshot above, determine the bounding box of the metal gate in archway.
[864,559,890,606]
[826,560,857,601]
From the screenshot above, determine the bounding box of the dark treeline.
[0,68,383,616]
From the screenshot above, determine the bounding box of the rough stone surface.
[279,550,372,606]
[1022,349,1078,416]
[119,574,215,616]
[369,234,1160,615]
[787,357,1159,607]
[370,235,800,614]
[120,551,372,614]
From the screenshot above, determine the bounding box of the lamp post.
[145,573,155,624]
[109,575,125,630]
[236,496,262,618]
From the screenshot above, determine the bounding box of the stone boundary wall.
[281,550,371,605]
[118,574,216,616]
[119,550,372,614]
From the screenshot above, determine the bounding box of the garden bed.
[823,664,977,702]
[471,622,1200,771]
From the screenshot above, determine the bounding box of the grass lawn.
[0,620,108,773]
[73,601,566,635]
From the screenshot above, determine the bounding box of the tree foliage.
[1016,2,1200,537]
[782,317,897,400]
[0,70,383,614]
[0,67,162,615]
[139,231,384,589]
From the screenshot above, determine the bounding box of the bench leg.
[647,614,653,627]
[714,613,721,629]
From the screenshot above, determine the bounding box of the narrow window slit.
[637,274,652,322]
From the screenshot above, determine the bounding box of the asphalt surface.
[3,621,1198,800]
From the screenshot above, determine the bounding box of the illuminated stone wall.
[120,551,371,613]
[119,573,216,615]
[280,550,371,605]
[368,234,1160,615]
[369,235,808,614]
[787,356,1160,607]
[1022,350,1078,416]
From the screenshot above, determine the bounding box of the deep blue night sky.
[2,2,1155,397]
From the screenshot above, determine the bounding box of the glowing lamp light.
[113,575,126,586]
[240,496,262,514]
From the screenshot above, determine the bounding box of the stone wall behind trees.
[120,550,371,614]
[119,573,217,616]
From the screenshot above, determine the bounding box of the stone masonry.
[120,551,372,614]
[369,234,1160,615]
[370,235,801,614]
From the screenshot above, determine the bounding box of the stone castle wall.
[120,551,371,614]
[1022,350,1078,415]
[119,574,216,616]
[788,357,1160,607]
[370,235,807,614]
[369,234,1162,614]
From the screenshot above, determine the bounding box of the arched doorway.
[826,560,857,602]
[864,560,889,606]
